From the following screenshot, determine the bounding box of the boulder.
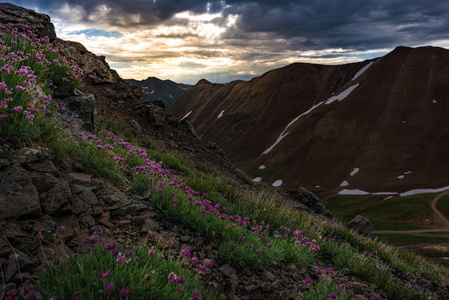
[13,147,52,166]
[40,180,72,215]
[166,115,198,137]
[286,187,333,219]
[0,165,41,219]
[346,215,374,236]
[58,91,96,132]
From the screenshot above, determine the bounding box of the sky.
[8,0,449,84]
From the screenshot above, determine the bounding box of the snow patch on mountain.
[259,165,266,169]
[253,177,262,182]
[325,84,359,105]
[262,102,324,154]
[180,111,192,121]
[340,180,349,187]
[400,186,449,197]
[217,110,225,119]
[350,168,360,176]
[352,61,374,81]
[339,189,370,195]
[272,180,283,187]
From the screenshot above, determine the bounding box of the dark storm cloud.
[10,0,449,51]
[221,0,449,50]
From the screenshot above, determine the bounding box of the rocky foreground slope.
[170,47,449,195]
[1,3,449,300]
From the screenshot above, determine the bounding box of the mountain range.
[169,46,449,195]
[126,77,192,108]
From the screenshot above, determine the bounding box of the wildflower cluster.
[77,129,319,268]
[0,24,82,144]
[4,281,40,300]
[303,267,368,299]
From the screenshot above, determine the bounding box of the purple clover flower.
[176,285,185,293]
[120,286,132,296]
[304,277,316,285]
[180,248,191,258]
[203,258,213,268]
[104,283,115,294]
[98,270,112,280]
[84,235,100,245]
[192,289,202,300]
[105,242,117,250]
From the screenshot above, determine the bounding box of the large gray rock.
[13,147,52,166]
[58,91,96,132]
[286,187,333,219]
[40,180,72,215]
[0,165,41,219]
[347,215,374,236]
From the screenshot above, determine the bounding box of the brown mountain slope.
[169,46,449,194]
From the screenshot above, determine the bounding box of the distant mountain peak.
[169,46,449,194]
[126,76,193,109]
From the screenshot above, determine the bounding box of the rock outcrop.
[0,146,165,292]
[347,215,374,236]
[0,3,56,40]
[284,187,333,219]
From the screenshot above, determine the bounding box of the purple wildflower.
[176,285,185,293]
[84,235,100,245]
[326,267,334,274]
[304,277,316,285]
[104,283,115,294]
[5,288,21,299]
[180,248,191,258]
[98,269,112,280]
[168,272,180,283]
[191,257,200,265]
[203,258,213,268]
[246,243,253,248]
[192,289,202,300]
[105,242,117,250]
[328,292,337,298]
[120,286,132,296]
[315,269,322,275]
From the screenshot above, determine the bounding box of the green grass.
[35,242,214,300]
[437,195,449,214]
[374,234,449,247]
[96,115,136,143]
[325,194,435,231]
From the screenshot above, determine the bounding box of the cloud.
[7,0,449,83]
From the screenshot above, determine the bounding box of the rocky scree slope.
[1,3,449,300]
[169,48,449,195]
